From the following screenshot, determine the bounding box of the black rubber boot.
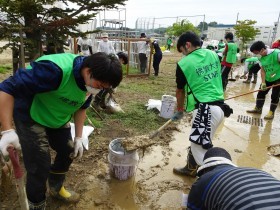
[243,73,252,83]
[252,74,258,84]
[173,148,199,177]
[247,99,265,114]
[28,199,46,210]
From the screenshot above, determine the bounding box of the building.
[207,23,280,47]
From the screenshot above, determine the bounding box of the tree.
[197,21,208,31]
[0,0,126,60]
[166,19,200,37]
[208,21,218,27]
[234,20,260,57]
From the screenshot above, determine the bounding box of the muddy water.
[80,70,280,209]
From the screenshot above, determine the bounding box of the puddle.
[78,76,280,209]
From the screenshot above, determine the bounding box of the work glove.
[0,129,21,157]
[260,83,267,91]
[171,111,184,121]
[73,137,84,159]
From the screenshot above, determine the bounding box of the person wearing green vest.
[0,52,122,209]
[218,39,225,50]
[247,41,280,120]
[171,31,232,177]
[241,57,261,84]
[221,32,238,91]
[166,37,172,51]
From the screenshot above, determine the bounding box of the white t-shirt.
[77,38,92,56]
[97,40,116,55]
[137,39,149,54]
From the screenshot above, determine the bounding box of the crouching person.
[0,52,122,209]
[187,147,280,209]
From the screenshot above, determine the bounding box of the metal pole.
[236,12,239,24]
[201,14,205,37]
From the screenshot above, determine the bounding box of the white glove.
[73,137,84,159]
[0,129,21,157]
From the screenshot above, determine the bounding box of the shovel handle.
[7,146,23,179]
[149,119,173,139]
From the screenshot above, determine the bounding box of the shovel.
[121,119,173,151]
[7,146,28,210]
[149,119,173,138]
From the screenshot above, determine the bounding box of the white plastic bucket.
[160,95,177,119]
[108,138,139,180]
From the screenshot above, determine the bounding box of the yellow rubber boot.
[50,186,80,203]
[264,111,274,120]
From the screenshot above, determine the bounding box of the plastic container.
[160,95,177,119]
[108,138,139,180]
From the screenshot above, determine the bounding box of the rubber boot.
[252,74,258,84]
[247,99,265,114]
[264,103,277,120]
[243,72,252,83]
[28,200,46,210]
[173,148,199,177]
[49,172,80,203]
[246,107,262,114]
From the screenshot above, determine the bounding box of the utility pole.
[201,14,205,38]
[236,12,239,24]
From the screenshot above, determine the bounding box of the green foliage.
[197,21,208,31]
[234,20,260,56]
[166,19,200,37]
[0,64,12,73]
[110,102,164,133]
[0,0,126,59]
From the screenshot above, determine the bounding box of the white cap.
[101,32,108,38]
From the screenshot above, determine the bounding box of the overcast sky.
[102,0,280,29]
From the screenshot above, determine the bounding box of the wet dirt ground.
[74,67,280,210]
[1,52,280,209]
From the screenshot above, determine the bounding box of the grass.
[86,55,178,135]
[0,64,12,74]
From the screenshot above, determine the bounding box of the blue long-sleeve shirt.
[0,55,92,122]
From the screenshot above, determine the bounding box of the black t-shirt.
[175,63,187,89]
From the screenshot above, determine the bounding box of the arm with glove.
[73,108,87,159]
[0,91,21,156]
[260,67,267,91]
[172,88,185,121]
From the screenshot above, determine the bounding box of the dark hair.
[250,41,266,52]
[224,32,234,40]
[203,147,232,161]
[177,31,201,52]
[82,52,123,88]
[140,33,146,38]
[117,52,128,65]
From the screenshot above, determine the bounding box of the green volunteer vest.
[260,49,280,82]
[178,49,224,112]
[223,42,238,64]
[30,53,87,128]
[218,42,225,50]
[245,57,259,69]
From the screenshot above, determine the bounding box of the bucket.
[108,138,139,180]
[160,95,177,119]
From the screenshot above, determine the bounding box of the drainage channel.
[237,115,263,127]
